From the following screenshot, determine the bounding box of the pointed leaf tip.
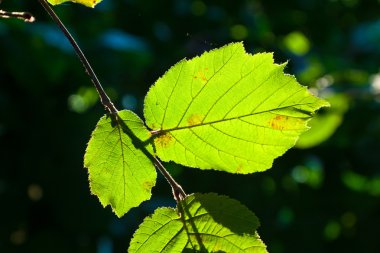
[144,42,329,174]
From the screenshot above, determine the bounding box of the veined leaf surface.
[144,43,329,173]
[84,110,156,217]
[47,0,102,8]
[129,193,267,253]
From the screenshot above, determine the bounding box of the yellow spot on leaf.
[155,132,173,148]
[187,114,204,126]
[269,115,289,130]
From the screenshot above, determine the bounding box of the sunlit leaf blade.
[84,110,156,217]
[47,0,102,8]
[144,42,329,173]
[129,193,267,253]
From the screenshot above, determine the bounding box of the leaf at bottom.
[129,193,267,253]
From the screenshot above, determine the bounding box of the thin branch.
[116,113,187,202]
[153,157,187,202]
[0,10,35,22]
[38,0,117,114]
[38,0,187,202]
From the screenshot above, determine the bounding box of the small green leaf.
[129,193,267,253]
[47,0,102,8]
[84,110,156,217]
[144,42,329,174]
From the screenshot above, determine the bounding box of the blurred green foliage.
[1,0,380,253]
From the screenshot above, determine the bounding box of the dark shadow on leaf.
[190,193,260,235]
[108,112,155,160]
[178,193,260,252]
[178,200,208,252]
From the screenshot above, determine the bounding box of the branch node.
[150,129,162,135]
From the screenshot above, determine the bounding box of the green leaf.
[84,110,156,217]
[144,42,329,174]
[47,0,102,8]
[129,193,267,253]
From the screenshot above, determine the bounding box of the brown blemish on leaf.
[150,123,160,130]
[236,164,244,173]
[269,115,289,130]
[187,114,204,126]
[143,181,155,192]
[193,68,209,82]
[155,132,173,148]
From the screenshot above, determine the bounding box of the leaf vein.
[176,45,240,127]
[161,61,185,127]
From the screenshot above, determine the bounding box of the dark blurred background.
[1,0,380,252]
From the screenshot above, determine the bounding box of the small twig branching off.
[37,0,186,202]
[0,10,35,22]
[0,0,35,22]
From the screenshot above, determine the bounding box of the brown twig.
[38,0,187,202]
[153,157,187,202]
[0,10,35,22]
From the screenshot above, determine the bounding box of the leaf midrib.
[156,103,313,133]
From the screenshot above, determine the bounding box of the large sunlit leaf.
[84,110,156,217]
[47,0,102,8]
[129,193,267,253]
[144,42,329,174]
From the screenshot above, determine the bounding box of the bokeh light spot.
[344,172,380,196]
[342,0,359,7]
[324,220,341,240]
[68,95,86,113]
[68,86,99,113]
[282,175,299,192]
[230,24,248,40]
[97,236,113,253]
[291,166,309,183]
[341,212,357,228]
[122,94,138,111]
[261,176,276,195]
[291,157,324,188]
[283,31,310,56]
[191,1,206,16]
[277,207,294,226]
[27,184,43,201]
[370,74,380,94]
[154,22,172,41]
[10,229,26,245]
